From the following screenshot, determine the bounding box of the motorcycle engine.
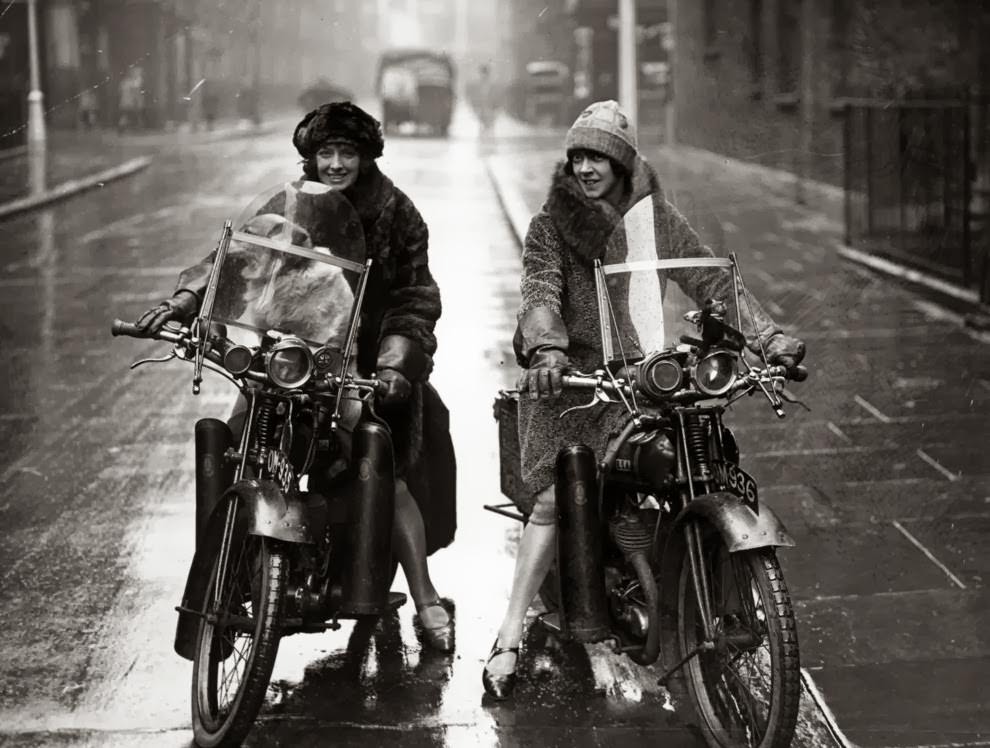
[606,508,660,642]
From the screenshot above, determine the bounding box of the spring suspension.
[251,394,280,462]
[684,414,710,480]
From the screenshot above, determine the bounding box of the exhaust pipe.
[339,421,396,615]
[194,418,235,550]
[556,445,609,642]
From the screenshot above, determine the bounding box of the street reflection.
[252,610,456,745]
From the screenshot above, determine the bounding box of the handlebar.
[111,318,388,396]
[111,319,145,338]
[561,361,807,402]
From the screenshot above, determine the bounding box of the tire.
[677,535,800,748]
[191,534,286,748]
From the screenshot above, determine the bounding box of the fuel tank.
[609,428,676,489]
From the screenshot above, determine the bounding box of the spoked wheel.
[192,531,286,748]
[677,532,800,748]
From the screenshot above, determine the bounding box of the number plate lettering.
[712,461,758,512]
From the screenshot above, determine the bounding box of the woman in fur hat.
[482,100,806,699]
[137,101,457,652]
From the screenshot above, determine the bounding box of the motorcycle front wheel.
[677,533,800,748]
[191,532,286,748]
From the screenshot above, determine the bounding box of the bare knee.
[527,483,556,526]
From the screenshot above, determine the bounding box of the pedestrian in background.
[201,78,219,131]
[117,67,144,132]
[482,100,807,700]
[77,87,99,130]
[472,64,497,138]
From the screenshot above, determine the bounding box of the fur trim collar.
[298,163,395,226]
[345,162,394,224]
[543,156,662,263]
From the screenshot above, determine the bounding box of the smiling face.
[569,149,623,204]
[315,141,362,191]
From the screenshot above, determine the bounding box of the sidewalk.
[486,137,990,747]
[0,117,291,221]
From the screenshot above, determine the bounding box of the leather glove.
[377,367,412,407]
[135,291,198,335]
[758,332,806,371]
[517,346,569,399]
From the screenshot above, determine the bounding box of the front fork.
[658,412,719,684]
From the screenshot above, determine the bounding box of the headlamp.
[693,351,737,396]
[636,353,684,399]
[266,337,314,389]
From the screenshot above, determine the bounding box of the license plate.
[711,462,759,512]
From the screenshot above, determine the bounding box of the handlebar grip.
[789,365,808,382]
[111,319,146,338]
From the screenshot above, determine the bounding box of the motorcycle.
[112,182,407,748]
[489,192,808,748]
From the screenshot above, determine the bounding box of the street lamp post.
[26,0,46,148]
[618,0,638,131]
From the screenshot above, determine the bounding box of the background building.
[672,0,990,304]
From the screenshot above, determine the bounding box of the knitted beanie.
[564,100,637,171]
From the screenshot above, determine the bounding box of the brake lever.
[559,378,613,419]
[779,387,811,412]
[130,349,177,369]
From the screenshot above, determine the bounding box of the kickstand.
[656,641,714,686]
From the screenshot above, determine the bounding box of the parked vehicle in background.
[298,77,354,112]
[376,48,455,136]
[524,61,570,126]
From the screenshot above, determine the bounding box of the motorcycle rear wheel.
[677,537,799,748]
[191,533,286,748]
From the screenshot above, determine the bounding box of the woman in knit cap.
[137,101,457,652]
[482,100,806,699]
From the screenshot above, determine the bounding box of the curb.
[485,155,535,248]
[837,243,990,334]
[0,145,28,163]
[0,156,153,222]
[661,143,845,206]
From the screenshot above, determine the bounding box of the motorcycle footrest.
[536,611,562,633]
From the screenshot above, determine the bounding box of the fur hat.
[293,101,385,160]
[564,100,637,172]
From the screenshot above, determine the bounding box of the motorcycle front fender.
[670,491,796,553]
[238,479,317,545]
[173,479,313,660]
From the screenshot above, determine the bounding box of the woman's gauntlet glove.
[135,291,198,335]
[752,332,807,372]
[513,305,571,400]
[376,334,429,407]
[518,346,569,399]
[377,368,412,406]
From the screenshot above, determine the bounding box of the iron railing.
[843,97,988,304]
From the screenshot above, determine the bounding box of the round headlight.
[223,345,254,376]
[693,351,737,396]
[267,341,314,389]
[637,354,683,399]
